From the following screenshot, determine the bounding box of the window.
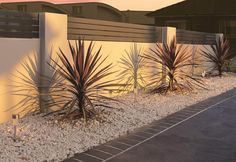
[219,20,236,38]
[165,20,186,29]
[72,6,82,15]
[17,5,27,12]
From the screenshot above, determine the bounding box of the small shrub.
[10,53,63,115]
[143,37,205,94]
[118,43,145,93]
[51,40,118,122]
[201,35,235,76]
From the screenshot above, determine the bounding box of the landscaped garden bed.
[0,73,236,162]
[1,35,235,162]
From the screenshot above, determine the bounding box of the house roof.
[1,1,68,14]
[147,0,236,17]
[59,2,126,17]
[122,10,154,25]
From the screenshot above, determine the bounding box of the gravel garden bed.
[1,73,236,162]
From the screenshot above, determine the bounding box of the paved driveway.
[64,89,236,162]
[108,92,236,162]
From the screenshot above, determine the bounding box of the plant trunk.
[218,66,222,77]
[162,65,166,84]
[169,78,174,91]
[78,96,87,122]
[169,72,174,91]
[134,77,138,94]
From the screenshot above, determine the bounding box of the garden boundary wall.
[0,12,221,123]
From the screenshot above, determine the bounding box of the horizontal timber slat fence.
[0,11,39,38]
[0,11,219,45]
[176,29,217,45]
[68,17,163,43]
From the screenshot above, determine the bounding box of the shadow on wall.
[0,13,67,123]
[0,39,39,75]
[0,38,39,123]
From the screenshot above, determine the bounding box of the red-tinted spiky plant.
[201,35,235,76]
[143,37,205,94]
[51,40,118,122]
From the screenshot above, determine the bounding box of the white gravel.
[1,73,236,162]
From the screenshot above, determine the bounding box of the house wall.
[60,3,125,22]
[154,17,236,51]
[97,6,122,22]
[155,17,219,33]
[122,11,155,25]
[61,4,97,18]
[1,2,155,25]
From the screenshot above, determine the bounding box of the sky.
[0,0,184,11]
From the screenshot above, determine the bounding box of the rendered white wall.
[0,38,40,123]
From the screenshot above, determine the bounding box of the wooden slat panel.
[0,17,39,25]
[0,15,38,21]
[68,34,160,43]
[176,29,216,45]
[68,22,159,35]
[0,24,39,31]
[68,17,159,30]
[68,17,162,43]
[68,29,160,39]
[0,31,39,38]
[177,39,215,44]
[0,10,34,18]
[0,11,39,38]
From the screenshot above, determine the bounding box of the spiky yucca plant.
[118,43,145,93]
[143,38,204,94]
[201,36,235,76]
[51,40,118,122]
[10,54,63,115]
